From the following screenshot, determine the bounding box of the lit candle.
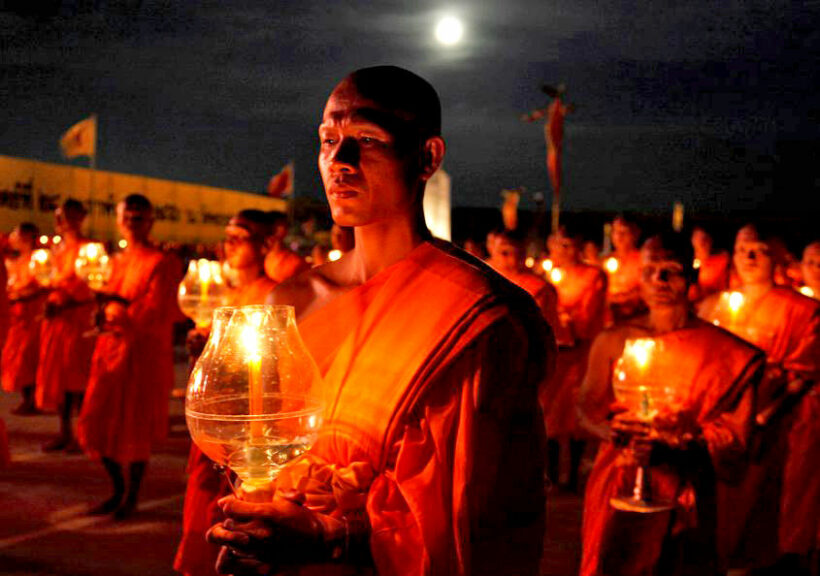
[198,258,211,302]
[800,286,815,298]
[624,338,656,419]
[550,267,564,284]
[727,291,744,328]
[525,256,535,269]
[241,316,264,439]
[328,249,342,262]
[541,258,554,273]
[693,258,701,270]
[605,257,619,274]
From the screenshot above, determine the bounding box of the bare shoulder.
[266,260,349,319]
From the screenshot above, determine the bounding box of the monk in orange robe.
[544,225,606,490]
[36,199,97,451]
[578,233,764,576]
[264,211,309,283]
[2,223,46,415]
[689,226,729,302]
[799,241,820,299]
[486,227,560,332]
[77,194,179,519]
[175,210,276,576]
[698,225,820,574]
[603,215,645,325]
[206,66,553,576]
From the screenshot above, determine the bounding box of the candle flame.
[52,235,62,245]
[693,258,701,270]
[328,249,342,262]
[625,338,656,371]
[39,235,49,245]
[799,286,815,298]
[241,325,261,360]
[32,249,49,264]
[198,258,212,283]
[605,257,619,273]
[118,239,128,249]
[728,291,744,313]
[85,243,100,260]
[541,258,554,273]
[525,256,535,269]
[550,267,564,284]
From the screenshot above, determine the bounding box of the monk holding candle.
[2,223,46,415]
[264,211,309,283]
[604,215,645,325]
[698,224,820,574]
[36,199,97,451]
[486,227,560,333]
[206,66,553,576]
[175,209,276,576]
[77,194,179,519]
[543,224,606,491]
[689,225,730,303]
[578,233,764,576]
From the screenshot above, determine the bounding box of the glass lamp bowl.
[186,305,324,494]
[29,248,55,287]
[74,242,111,291]
[178,259,227,328]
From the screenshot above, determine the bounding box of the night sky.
[2,1,818,213]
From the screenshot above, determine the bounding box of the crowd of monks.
[1,65,818,576]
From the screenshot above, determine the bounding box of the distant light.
[118,239,128,249]
[800,286,815,298]
[693,258,701,270]
[435,16,463,46]
[52,235,62,245]
[605,257,619,273]
[541,258,554,273]
[550,268,564,284]
[525,257,535,269]
[39,235,49,245]
[328,249,342,262]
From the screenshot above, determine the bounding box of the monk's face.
[224,218,266,270]
[54,206,84,236]
[116,204,153,244]
[611,219,637,253]
[802,243,820,288]
[547,232,578,267]
[639,244,688,310]
[487,237,521,274]
[318,79,429,228]
[733,227,773,286]
[691,228,712,257]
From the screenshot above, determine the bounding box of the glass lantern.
[186,305,324,498]
[29,248,56,287]
[74,242,112,291]
[609,338,678,513]
[178,259,227,328]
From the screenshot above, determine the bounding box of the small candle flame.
[541,258,554,273]
[693,258,701,270]
[728,291,744,313]
[799,286,815,298]
[198,258,212,283]
[605,257,619,273]
[328,249,342,262]
[32,249,49,264]
[550,267,564,284]
[525,256,535,269]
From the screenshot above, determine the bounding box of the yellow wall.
[0,155,286,243]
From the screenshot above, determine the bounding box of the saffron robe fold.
[35,241,96,410]
[543,264,606,438]
[77,245,179,463]
[699,287,820,566]
[1,258,44,393]
[578,320,763,576]
[175,274,276,576]
[274,241,552,575]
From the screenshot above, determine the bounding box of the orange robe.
[579,320,763,576]
[500,269,560,335]
[0,259,9,352]
[699,288,820,566]
[604,250,645,325]
[265,247,309,283]
[690,252,730,302]
[1,257,44,393]
[77,245,178,463]
[35,241,96,411]
[174,274,276,576]
[543,264,606,438]
[272,241,553,575]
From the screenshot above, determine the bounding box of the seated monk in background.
[698,224,820,575]
[486,227,560,332]
[77,194,180,519]
[603,215,646,325]
[207,65,553,576]
[799,240,820,299]
[264,211,309,283]
[543,224,606,491]
[578,233,764,576]
[689,225,729,303]
[175,210,276,576]
[2,223,46,415]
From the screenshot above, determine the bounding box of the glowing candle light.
[52,235,62,245]
[241,315,264,439]
[328,249,342,262]
[693,258,701,270]
[118,239,128,249]
[728,291,744,327]
[541,258,554,273]
[525,256,535,269]
[198,258,212,302]
[800,286,815,298]
[39,235,49,246]
[550,267,564,284]
[605,257,619,273]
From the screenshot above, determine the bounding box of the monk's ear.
[419,136,445,182]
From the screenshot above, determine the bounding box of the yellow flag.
[60,116,96,159]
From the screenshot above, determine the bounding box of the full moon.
[435,16,463,46]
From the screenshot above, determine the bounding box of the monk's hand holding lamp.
[186,305,324,501]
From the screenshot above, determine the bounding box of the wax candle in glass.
[29,248,55,287]
[178,259,227,328]
[186,305,324,498]
[74,242,111,291]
